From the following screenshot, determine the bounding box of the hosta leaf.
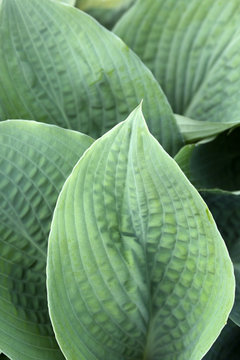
[203,320,240,360]
[200,190,240,326]
[174,128,240,191]
[0,0,182,156]
[0,120,93,360]
[47,105,234,360]
[175,115,239,143]
[114,0,240,122]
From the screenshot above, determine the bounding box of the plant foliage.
[0,0,239,359]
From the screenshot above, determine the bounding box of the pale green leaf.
[114,0,240,123]
[0,0,182,156]
[47,105,234,360]
[0,120,93,360]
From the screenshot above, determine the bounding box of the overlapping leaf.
[47,106,234,360]
[175,115,239,143]
[0,120,93,360]
[114,0,240,123]
[82,0,135,30]
[0,0,182,155]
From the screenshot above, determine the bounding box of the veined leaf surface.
[47,106,234,360]
[0,121,93,360]
[114,0,240,123]
[0,0,182,155]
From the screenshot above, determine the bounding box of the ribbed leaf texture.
[0,120,93,360]
[47,106,235,360]
[114,0,240,124]
[0,0,182,155]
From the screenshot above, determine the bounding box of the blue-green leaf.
[0,120,93,360]
[47,105,234,360]
[114,0,240,124]
[0,0,182,155]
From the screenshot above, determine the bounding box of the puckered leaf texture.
[0,0,182,155]
[47,105,234,360]
[0,120,93,360]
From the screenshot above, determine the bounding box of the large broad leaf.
[174,127,240,191]
[0,120,93,360]
[0,0,182,156]
[114,0,240,122]
[200,190,240,327]
[47,105,234,360]
[203,319,240,360]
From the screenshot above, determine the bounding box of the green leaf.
[203,320,240,360]
[114,0,240,122]
[0,0,182,156]
[175,115,239,143]
[200,190,240,327]
[0,120,93,360]
[47,105,234,360]
[174,128,240,191]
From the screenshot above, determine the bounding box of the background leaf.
[175,115,239,143]
[200,190,240,327]
[81,0,135,29]
[0,0,182,156]
[47,106,234,360]
[174,128,240,191]
[114,0,240,124]
[0,120,93,360]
